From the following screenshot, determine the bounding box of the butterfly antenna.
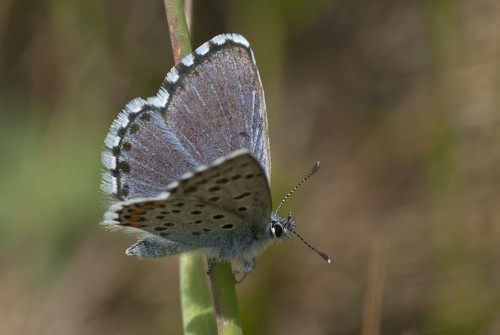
[290,226,331,264]
[274,161,321,215]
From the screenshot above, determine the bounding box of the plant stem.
[164,0,192,62]
[162,1,242,334]
[209,261,242,334]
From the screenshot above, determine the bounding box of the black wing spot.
[191,210,202,215]
[195,179,208,185]
[154,227,166,231]
[122,141,132,151]
[213,214,225,220]
[119,161,130,173]
[216,178,229,184]
[140,113,151,121]
[129,123,139,134]
[234,192,251,200]
[208,186,221,192]
[192,231,201,236]
[222,224,234,229]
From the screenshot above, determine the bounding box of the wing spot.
[160,232,170,237]
[119,161,130,173]
[154,227,166,231]
[222,224,234,229]
[174,202,184,207]
[216,178,229,184]
[208,186,221,192]
[194,203,206,207]
[208,196,220,202]
[234,192,251,200]
[213,214,225,220]
[191,210,202,215]
[129,123,139,134]
[202,228,211,232]
[195,179,208,185]
[122,141,132,151]
[192,231,201,236]
[172,209,181,213]
[240,162,250,168]
[155,215,165,219]
[160,211,170,214]
[140,113,151,121]
[164,222,175,227]
[238,207,248,212]
[245,174,255,179]
[231,174,241,180]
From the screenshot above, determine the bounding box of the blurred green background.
[2,0,500,334]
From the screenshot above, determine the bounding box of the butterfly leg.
[232,257,256,283]
[126,237,188,258]
[206,257,218,276]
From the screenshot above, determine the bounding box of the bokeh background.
[2,0,500,334]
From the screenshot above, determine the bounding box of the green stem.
[162,1,242,334]
[209,261,243,334]
[164,0,192,62]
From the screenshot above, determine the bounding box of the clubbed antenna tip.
[291,228,332,265]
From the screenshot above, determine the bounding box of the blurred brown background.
[1,0,500,334]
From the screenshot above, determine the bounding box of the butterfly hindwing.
[103,151,272,252]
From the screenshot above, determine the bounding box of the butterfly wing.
[103,151,273,258]
[102,34,270,201]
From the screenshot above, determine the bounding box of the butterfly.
[101,34,330,282]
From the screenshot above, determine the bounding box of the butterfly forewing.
[102,34,270,201]
[105,151,272,248]
[165,42,270,173]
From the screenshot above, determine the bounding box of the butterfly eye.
[271,222,283,238]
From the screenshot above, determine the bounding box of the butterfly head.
[269,212,295,239]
